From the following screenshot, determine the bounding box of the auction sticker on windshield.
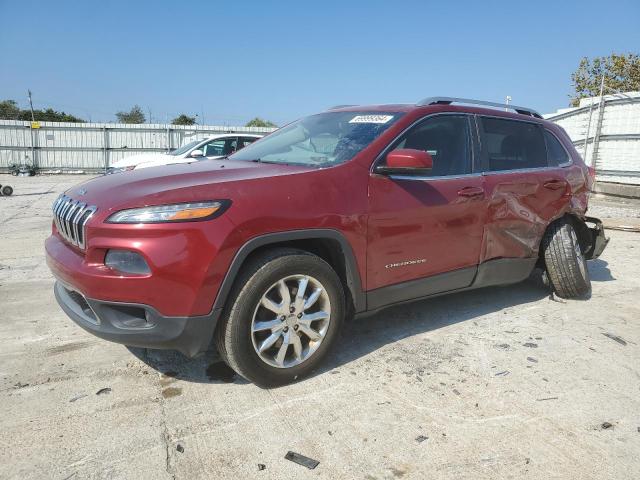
[349,115,394,124]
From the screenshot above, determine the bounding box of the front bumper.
[54,280,220,357]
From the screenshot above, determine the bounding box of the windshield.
[228,111,404,166]
[168,140,203,156]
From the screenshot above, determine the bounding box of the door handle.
[457,186,484,198]
[543,180,566,190]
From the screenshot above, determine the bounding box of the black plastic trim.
[361,257,537,317]
[472,257,537,288]
[367,267,476,311]
[212,229,366,313]
[55,281,220,357]
[582,216,609,260]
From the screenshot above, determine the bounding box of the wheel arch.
[212,229,366,315]
[538,213,595,263]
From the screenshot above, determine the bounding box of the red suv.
[46,97,608,386]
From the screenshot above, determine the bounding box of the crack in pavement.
[145,349,177,480]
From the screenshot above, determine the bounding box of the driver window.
[389,115,472,176]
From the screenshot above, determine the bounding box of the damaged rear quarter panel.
[480,164,588,262]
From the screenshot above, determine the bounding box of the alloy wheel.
[250,274,331,369]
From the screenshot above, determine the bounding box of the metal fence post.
[103,126,109,174]
[30,124,36,169]
[591,76,607,172]
[582,97,595,163]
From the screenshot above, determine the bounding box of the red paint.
[46,103,592,318]
[386,149,433,170]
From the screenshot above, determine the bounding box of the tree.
[0,100,21,119]
[570,53,640,106]
[0,99,85,122]
[116,105,146,124]
[33,108,85,122]
[245,117,277,128]
[171,114,197,125]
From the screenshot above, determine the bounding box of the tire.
[215,248,345,387]
[542,218,591,298]
[2,186,13,196]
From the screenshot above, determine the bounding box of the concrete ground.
[1,174,639,480]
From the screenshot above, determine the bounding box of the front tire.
[542,218,591,298]
[215,248,345,387]
[1,185,13,196]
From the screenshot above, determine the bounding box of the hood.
[66,160,313,215]
[136,156,204,169]
[110,153,172,169]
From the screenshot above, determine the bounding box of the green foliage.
[245,117,277,128]
[171,114,197,125]
[0,99,85,122]
[570,53,640,106]
[115,105,146,124]
[0,100,21,119]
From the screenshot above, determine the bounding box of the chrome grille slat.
[52,195,97,250]
[71,202,85,242]
[64,202,79,242]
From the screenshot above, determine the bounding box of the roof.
[328,97,542,119]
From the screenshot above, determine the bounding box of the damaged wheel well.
[538,213,601,267]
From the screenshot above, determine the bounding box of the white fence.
[545,92,640,184]
[0,120,277,172]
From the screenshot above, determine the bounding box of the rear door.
[366,114,486,306]
[477,116,568,262]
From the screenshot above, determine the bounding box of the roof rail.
[416,96,542,119]
[328,104,358,110]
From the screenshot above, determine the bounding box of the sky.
[1,0,639,125]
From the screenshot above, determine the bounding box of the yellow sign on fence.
[31,121,40,129]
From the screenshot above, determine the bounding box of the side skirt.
[360,257,537,318]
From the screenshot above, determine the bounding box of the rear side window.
[480,117,546,171]
[544,130,570,166]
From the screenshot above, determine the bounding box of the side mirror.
[189,149,204,158]
[376,148,433,175]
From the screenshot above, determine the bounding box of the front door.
[366,114,486,307]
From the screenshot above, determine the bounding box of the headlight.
[106,201,229,223]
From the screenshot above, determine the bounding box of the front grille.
[52,195,97,250]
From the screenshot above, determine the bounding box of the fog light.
[105,250,151,275]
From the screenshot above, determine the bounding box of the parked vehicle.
[46,97,608,386]
[106,133,262,174]
[9,163,36,176]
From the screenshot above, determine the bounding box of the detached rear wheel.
[216,248,345,387]
[542,218,591,298]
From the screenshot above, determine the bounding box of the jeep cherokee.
[45,97,609,386]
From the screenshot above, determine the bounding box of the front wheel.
[1,185,13,196]
[542,218,591,298]
[215,248,345,387]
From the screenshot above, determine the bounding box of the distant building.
[545,92,640,185]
